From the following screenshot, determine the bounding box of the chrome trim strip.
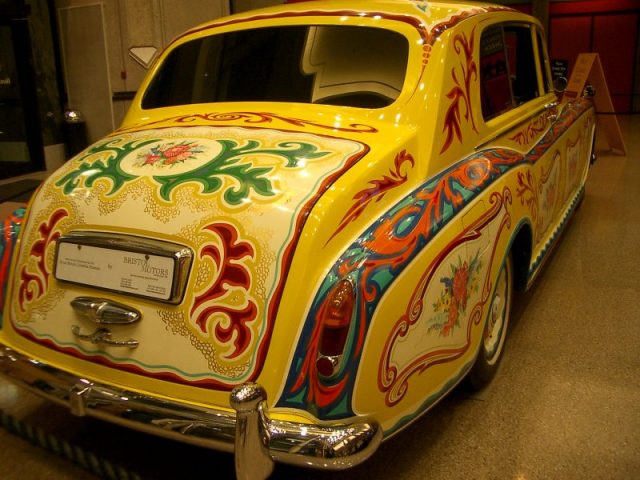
[0,344,382,476]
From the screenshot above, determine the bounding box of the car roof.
[177,0,519,41]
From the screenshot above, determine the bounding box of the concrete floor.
[0,116,639,479]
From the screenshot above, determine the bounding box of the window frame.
[479,21,546,122]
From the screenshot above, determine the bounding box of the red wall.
[548,2,639,113]
[508,1,639,113]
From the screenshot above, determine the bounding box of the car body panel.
[0,0,595,466]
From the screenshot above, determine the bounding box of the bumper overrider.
[0,344,382,479]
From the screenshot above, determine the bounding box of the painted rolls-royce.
[0,1,595,478]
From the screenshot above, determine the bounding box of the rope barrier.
[0,408,143,480]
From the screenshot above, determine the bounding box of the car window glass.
[480,26,513,119]
[505,26,538,104]
[142,25,408,109]
[480,23,539,120]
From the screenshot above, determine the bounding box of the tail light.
[316,279,355,377]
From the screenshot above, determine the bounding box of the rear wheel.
[467,255,513,389]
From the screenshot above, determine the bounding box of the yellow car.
[0,1,595,478]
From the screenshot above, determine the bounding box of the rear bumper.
[0,344,382,479]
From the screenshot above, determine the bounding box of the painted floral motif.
[540,160,558,213]
[516,170,539,226]
[135,141,204,168]
[380,191,511,408]
[56,137,329,206]
[277,149,523,419]
[429,252,482,337]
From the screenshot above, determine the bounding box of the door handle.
[71,325,139,349]
[544,101,559,122]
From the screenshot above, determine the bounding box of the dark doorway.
[0,4,45,180]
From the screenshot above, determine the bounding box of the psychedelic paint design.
[276,148,521,419]
[441,27,478,154]
[329,150,415,244]
[379,190,511,408]
[429,251,482,337]
[277,98,593,420]
[0,208,26,326]
[9,126,366,388]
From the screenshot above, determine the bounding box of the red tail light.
[316,279,355,377]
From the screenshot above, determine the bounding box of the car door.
[479,21,565,254]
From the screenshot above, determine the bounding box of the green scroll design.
[55,138,330,205]
[154,140,329,205]
[56,138,159,195]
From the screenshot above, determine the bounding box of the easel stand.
[563,53,626,155]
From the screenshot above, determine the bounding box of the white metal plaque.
[55,243,175,300]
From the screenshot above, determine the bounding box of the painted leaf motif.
[56,139,158,195]
[154,139,329,204]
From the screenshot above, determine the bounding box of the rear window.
[142,25,409,109]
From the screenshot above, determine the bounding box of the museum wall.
[6,0,639,178]
[53,0,230,143]
[51,0,636,146]
[499,0,640,114]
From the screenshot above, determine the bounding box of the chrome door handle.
[544,101,559,122]
[71,325,139,349]
[71,297,141,325]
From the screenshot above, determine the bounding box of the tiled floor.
[0,116,639,479]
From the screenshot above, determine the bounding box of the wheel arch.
[508,220,533,292]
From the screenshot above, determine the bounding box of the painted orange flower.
[452,261,470,309]
[136,141,204,168]
[430,252,481,337]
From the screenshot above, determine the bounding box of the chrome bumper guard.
[0,345,382,479]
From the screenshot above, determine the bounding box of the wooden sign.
[564,53,626,155]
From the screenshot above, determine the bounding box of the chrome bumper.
[0,345,382,479]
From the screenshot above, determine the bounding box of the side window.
[480,23,540,120]
[480,26,512,119]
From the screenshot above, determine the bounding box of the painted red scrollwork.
[328,150,415,243]
[190,222,257,359]
[117,111,378,135]
[441,27,478,154]
[18,208,69,312]
[509,112,552,146]
[378,189,512,406]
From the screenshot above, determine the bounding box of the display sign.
[551,59,568,79]
[55,242,176,300]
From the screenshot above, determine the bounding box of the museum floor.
[0,115,639,480]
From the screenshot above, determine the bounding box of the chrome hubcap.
[484,263,509,365]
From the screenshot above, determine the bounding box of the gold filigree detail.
[158,310,248,378]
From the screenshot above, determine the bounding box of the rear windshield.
[142,25,409,110]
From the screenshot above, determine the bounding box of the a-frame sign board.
[563,53,626,155]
